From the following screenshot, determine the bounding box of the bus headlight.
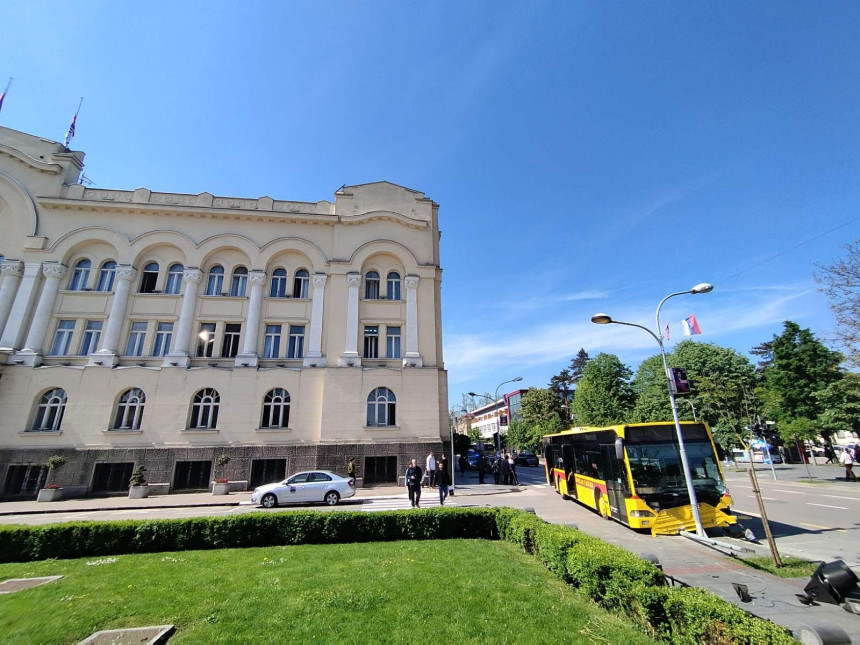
[629,510,656,518]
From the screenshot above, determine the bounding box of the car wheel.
[324,491,340,506]
[261,493,278,509]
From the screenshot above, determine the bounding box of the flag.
[664,324,670,341]
[64,97,83,148]
[682,314,702,336]
[0,78,11,116]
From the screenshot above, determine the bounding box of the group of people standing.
[460,452,519,485]
[405,451,451,508]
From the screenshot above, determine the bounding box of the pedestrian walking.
[439,453,449,477]
[824,445,835,464]
[840,448,857,482]
[406,459,424,507]
[500,453,511,485]
[426,451,437,487]
[347,457,356,483]
[458,454,467,478]
[492,457,500,484]
[508,454,519,486]
[476,452,486,484]
[436,465,450,505]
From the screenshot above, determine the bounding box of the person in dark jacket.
[405,459,423,507]
[458,455,467,478]
[476,453,486,484]
[436,463,451,505]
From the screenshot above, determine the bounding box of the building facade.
[0,127,448,498]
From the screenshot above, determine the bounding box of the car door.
[305,472,333,502]
[281,473,310,503]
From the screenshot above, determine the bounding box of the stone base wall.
[0,440,447,500]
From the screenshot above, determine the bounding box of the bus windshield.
[625,425,725,509]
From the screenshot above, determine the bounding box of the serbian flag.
[682,314,702,336]
[64,97,83,147]
[664,324,670,341]
[0,78,11,116]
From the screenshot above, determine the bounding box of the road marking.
[733,509,761,517]
[821,494,860,501]
[807,502,849,510]
[745,495,779,501]
[799,522,831,530]
[775,489,804,494]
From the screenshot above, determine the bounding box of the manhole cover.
[0,576,63,594]
[78,625,175,644]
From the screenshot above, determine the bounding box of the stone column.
[16,264,68,366]
[340,272,362,367]
[403,275,423,367]
[0,261,23,338]
[303,273,327,367]
[164,268,202,367]
[235,270,266,367]
[89,266,137,366]
[0,262,44,353]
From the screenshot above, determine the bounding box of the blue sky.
[2,2,858,408]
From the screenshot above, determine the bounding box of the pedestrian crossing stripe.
[361,497,458,512]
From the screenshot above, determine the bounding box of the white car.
[251,470,355,508]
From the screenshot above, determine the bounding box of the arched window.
[32,388,67,432]
[230,267,248,297]
[261,388,291,429]
[139,262,159,293]
[386,272,401,300]
[96,261,117,292]
[364,271,380,300]
[270,268,287,298]
[190,388,220,429]
[293,269,309,299]
[69,259,91,291]
[114,388,145,430]
[205,265,224,296]
[165,263,184,294]
[367,387,396,427]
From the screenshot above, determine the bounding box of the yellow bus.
[543,421,736,535]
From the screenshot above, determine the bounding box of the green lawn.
[0,539,654,644]
[738,555,821,578]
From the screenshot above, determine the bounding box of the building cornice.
[0,143,63,174]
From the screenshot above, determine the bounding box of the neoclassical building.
[0,126,448,498]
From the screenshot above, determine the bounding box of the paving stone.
[0,575,63,594]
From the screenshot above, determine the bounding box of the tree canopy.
[815,240,860,367]
[570,353,634,425]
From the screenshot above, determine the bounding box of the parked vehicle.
[513,451,539,467]
[251,470,355,508]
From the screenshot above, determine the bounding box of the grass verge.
[738,555,820,578]
[0,539,654,644]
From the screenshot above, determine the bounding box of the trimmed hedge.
[0,506,795,643]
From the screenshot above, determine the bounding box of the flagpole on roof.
[0,78,13,117]
[64,96,83,148]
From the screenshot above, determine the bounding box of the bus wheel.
[595,491,611,520]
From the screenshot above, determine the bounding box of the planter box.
[128,485,150,499]
[212,482,230,495]
[37,488,62,502]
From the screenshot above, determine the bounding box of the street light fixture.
[591,283,713,538]
[469,376,523,453]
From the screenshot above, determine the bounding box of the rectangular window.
[363,325,379,359]
[197,322,216,357]
[125,322,147,356]
[222,323,241,358]
[288,325,305,359]
[79,320,103,356]
[50,320,75,356]
[386,326,401,359]
[152,322,173,357]
[263,324,281,358]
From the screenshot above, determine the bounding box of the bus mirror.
[615,437,624,460]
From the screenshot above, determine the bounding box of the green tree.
[570,353,634,425]
[630,355,673,423]
[467,426,481,444]
[519,388,564,429]
[777,416,818,445]
[569,348,591,384]
[762,321,842,421]
[815,373,860,440]
[815,240,860,367]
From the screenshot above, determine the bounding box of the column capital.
[312,273,328,288]
[183,268,203,284]
[0,261,23,277]
[346,273,362,288]
[405,275,419,289]
[115,265,137,282]
[248,270,266,286]
[41,263,67,280]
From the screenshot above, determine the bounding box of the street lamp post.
[468,376,523,454]
[591,282,713,538]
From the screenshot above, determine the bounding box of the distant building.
[0,126,448,498]
[456,388,528,444]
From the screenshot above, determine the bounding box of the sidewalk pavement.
[0,482,520,516]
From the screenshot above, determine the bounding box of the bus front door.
[601,445,627,522]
